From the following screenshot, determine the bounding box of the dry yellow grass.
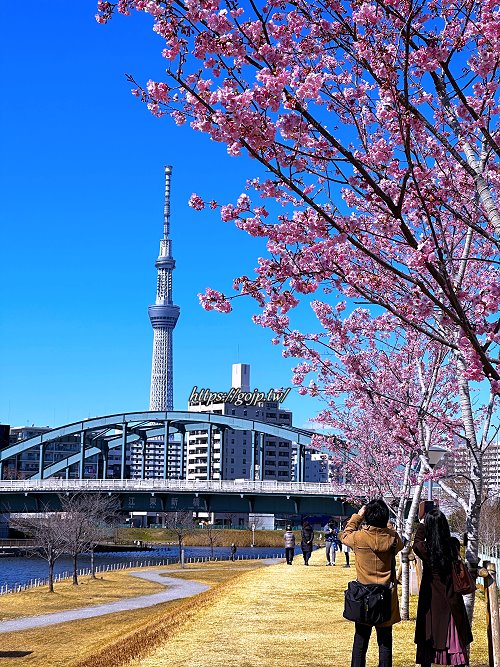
[0,570,164,621]
[0,563,259,667]
[0,556,491,667]
[126,551,490,667]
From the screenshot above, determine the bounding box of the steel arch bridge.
[0,410,332,482]
[0,412,349,515]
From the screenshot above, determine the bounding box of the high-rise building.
[130,166,181,479]
[444,441,500,494]
[292,450,329,483]
[186,363,294,481]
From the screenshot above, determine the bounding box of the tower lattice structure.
[130,166,180,479]
[149,165,180,412]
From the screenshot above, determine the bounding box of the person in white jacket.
[283,525,296,565]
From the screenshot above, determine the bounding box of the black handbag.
[343,580,392,625]
[343,542,396,625]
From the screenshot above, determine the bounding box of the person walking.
[300,520,314,565]
[342,499,403,667]
[324,520,339,566]
[413,508,473,667]
[230,543,237,561]
[284,524,296,565]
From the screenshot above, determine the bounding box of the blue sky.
[0,2,323,429]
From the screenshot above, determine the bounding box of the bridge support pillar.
[163,421,169,479]
[101,444,109,480]
[79,432,85,479]
[121,425,127,479]
[219,427,226,480]
[140,438,146,480]
[179,426,186,480]
[259,433,264,481]
[39,443,45,479]
[298,445,305,483]
[251,431,258,481]
[207,423,213,481]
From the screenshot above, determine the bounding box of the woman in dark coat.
[300,520,314,565]
[413,509,473,666]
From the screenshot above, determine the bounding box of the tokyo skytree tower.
[148,165,180,411]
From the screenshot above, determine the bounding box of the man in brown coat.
[341,499,403,667]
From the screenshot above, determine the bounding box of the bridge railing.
[0,478,342,496]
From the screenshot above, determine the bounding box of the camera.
[418,500,437,520]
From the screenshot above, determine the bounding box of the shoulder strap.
[390,539,397,587]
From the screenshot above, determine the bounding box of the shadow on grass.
[0,651,33,658]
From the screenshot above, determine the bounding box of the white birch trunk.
[454,355,483,623]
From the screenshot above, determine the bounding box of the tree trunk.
[72,553,79,585]
[90,544,96,579]
[455,356,482,623]
[400,473,425,620]
[48,558,55,593]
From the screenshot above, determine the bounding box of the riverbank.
[115,527,299,548]
[0,561,265,667]
[0,546,285,589]
[0,569,165,620]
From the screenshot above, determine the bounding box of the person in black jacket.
[413,509,473,667]
[300,520,314,565]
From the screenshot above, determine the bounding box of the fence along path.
[479,545,500,583]
[0,569,211,634]
[0,552,285,595]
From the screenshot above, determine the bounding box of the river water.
[0,546,286,589]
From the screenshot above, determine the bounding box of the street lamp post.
[427,446,447,501]
[251,522,256,548]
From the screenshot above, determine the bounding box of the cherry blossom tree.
[305,317,460,617]
[97,0,500,616]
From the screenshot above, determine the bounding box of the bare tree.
[204,523,221,559]
[59,493,120,584]
[479,499,500,548]
[162,511,194,565]
[11,511,66,593]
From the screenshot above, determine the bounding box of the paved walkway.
[0,570,209,634]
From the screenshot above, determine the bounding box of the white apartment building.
[444,440,500,495]
[186,364,293,481]
[292,449,329,482]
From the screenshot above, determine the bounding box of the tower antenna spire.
[163,164,172,240]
